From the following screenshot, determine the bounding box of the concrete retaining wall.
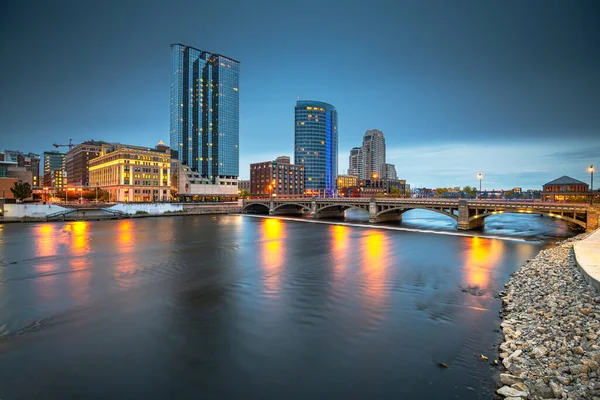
[3,204,69,217]
[109,203,184,215]
[574,228,600,292]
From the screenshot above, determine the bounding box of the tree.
[389,187,402,197]
[241,189,250,198]
[10,182,33,202]
[462,186,478,199]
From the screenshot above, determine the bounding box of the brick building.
[250,156,304,197]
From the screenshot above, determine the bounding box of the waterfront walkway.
[574,228,600,292]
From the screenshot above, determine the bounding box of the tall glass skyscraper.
[169,43,240,183]
[294,100,338,194]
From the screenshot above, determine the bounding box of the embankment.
[496,230,600,399]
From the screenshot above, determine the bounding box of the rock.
[497,385,528,398]
[574,346,585,355]
[550,381,565,398]
[531,346,549,358]
[570,364,590,375]
[531,379,554,398]
[511,382,528,392]
[501,373,523,386]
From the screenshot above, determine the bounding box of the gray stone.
[570,364,590,375]
[532,346,549,358]
[500,373,523,386]
[531,379,554,398]
[497,385,528,398]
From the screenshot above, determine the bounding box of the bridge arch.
[272,202,311,212]
[377,207,458,221]
[468,210,587,229]
[317,203,370,215]
[242,202,270,214]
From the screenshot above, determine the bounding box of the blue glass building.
[294,100,338,194]
[169,43,240,182]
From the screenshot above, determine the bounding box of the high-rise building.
[66,140,111,188]
[42,151,66,188]
[250,156,304,196]
[294,100,338,194]
[169,43,239,188]
[385,163,397,180]
[360,129,386,180]
[348,147,362,177]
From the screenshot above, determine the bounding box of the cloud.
[543,146,600,162]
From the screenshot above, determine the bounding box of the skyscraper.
[169,43,239,185]
[348,147,363,177]
[361,129,386,180]
[294,100,338,194]
[385,163,397,180]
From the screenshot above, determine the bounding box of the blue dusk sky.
[0,0,598,190]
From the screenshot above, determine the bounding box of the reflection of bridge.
[242,198,599,232]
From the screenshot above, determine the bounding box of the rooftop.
[544,175,588,186]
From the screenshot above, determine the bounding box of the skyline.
[1,0,598,189]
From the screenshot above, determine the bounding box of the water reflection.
[463,237,504,288]
[331,225,350,276]
[261,218,285,296]
[35,224,58,258]
[114,220,136,283]
[360,231,389,320]
[65,221,90,255]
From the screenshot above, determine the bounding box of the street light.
[268,184,273,200]
[590,165,595,205]
[477,173,483,200]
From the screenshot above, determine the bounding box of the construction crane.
[53,138,75,151]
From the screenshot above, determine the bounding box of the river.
[0,210,573,399]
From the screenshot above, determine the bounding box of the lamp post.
[590,165,595,205]
[477,173,483,200]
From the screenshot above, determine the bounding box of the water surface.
[0,212,571,399]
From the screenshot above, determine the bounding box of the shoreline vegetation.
[497,231,600,399]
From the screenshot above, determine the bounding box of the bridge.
[242,198,599,232]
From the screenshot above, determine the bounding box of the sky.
[0,0,598,189]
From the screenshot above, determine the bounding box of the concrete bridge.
[242,198,599,232]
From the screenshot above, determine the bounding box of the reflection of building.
[169,43,239,188]
[250,156,304,196]
[43,151,66,188]
[542,176,589,203]
[89,142,171,202]
[66,140,111,188]
[294,100,338,193]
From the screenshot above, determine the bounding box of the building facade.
[294,100,338,194]
[250,156,304,197]
[348,147,362,177]
[542,176,589,203]
[238,180,250,192]
[169,43,239,188]
[360,129,386,180]
[42,151,66,188]
[385,163,397,180]
[66,140,111,188]
[336,174,359,190]
[3,150,40,187]
[89,143,171,202]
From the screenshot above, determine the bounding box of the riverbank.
[497,231,600,399]
[0,203,241,223]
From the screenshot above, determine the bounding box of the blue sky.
[0,0,598,189]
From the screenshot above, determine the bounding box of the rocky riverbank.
[497,233,600,400]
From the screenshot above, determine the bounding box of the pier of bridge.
[242,198,599,232]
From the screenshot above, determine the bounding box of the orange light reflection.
[35,224,58,257]
[463,237,503,288]
[261,218,285,297]
[360,230,389,316]
[65,221,90,255]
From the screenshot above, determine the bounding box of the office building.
[169,43,240,192]
[294,100,338,194]
[348,147,362,177]
[385,163,397,180]
[337,174,359,190]
[238,180,250,192]
[360,129,386,180]
[66,140,111,188]
[42,151,66,188]
[89,142,171,202]
[3,150,40,187]
[250,156,304,196]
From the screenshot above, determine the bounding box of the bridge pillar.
[457,199,484,230]
[310,198,317,218]
[368,198,378,223]
[371,210,403,224]
[587,208,600,232]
